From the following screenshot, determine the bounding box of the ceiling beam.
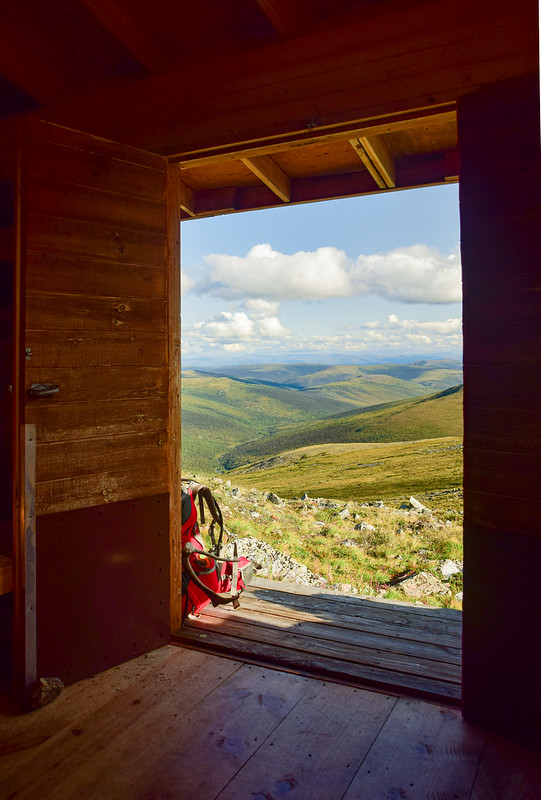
[350,135,396,189]
[78,0,169,73]
[39,0,536,159]
[182,151,458,219]
[179,181,196,217]
[174,109,456,168]
[240,155,291,202]
[255,0,301,37]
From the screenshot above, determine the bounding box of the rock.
[440,559,462,579]
[340,539,359,547]
[230,487,241,496]
[354,521,375,532]
[454,591,464,601]
[398,571,451,599]
[337,505,350,519]
[266,492,283,505]
[223,537,322,586]
[300,492,310,500]
[409,496,431,513]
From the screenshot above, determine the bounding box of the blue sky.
[181,184,461,367]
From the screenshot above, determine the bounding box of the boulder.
[398,571,451,599]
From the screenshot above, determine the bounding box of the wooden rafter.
[350,135,396,189]
[39,0,535,160]
[78,0,169,73]
[255,0,300,37]
[184,151,457,219]
[179,181,196,217]
[241,155,291,202]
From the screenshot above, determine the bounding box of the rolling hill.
[181,361,463,473]
[218,385,463,470]
[227,437,463,502]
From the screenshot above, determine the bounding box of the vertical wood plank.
[22,425,37,694]
[458,73,541,749]
[166,163,182,630]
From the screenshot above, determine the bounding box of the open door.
[12,119,181,697]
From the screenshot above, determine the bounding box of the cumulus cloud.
[182,310,461,358]
[181,271,195,295]
[190,243,461,305]
[188,306,289,354]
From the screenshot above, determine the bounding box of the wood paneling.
[31,398,167,442]
[26,292,167,333]
[0,127,16,556]
[35,496,170,684]
[459,74,541,748]
[27,213,166,267]
[26,253,166,300]
[21,119,171,516]
[40,0,536,160]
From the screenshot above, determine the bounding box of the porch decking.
[173,577,462,705]
[1,644,539,800]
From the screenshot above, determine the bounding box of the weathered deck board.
[1,646,539,800]
[174,577,463,704]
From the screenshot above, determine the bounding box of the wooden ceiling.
[0,0,535,218]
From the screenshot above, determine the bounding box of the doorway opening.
[176,180,463,704]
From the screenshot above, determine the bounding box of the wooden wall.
[21,119,170,514]
[0,123,16,559]
[10,119,181,686]
[459,73,541,748]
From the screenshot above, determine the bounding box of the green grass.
[219,385,463,470]
[227,436,463,502]
[182,362,463,472]
[198,478,464,609]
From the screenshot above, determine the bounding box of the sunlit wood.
[241,154,291,202]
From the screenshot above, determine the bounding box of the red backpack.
[181,481,255,620]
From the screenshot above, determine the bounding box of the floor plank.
[470,732,541,800]
[342,697,485,800]
[99,665,312,800]
[191,608,461,684]
[215,682,397,800]
[0,647,243,798]
[174,577,463,704]
[176,626,461,702]
[1,646,540,800]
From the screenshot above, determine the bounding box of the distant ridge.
[219,384,463,470]
[181,360,463,473]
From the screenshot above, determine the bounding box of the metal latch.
[29,384,60,398]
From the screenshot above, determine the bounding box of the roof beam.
[350,135,396,188]
[78,0,169,73]
[174,109,456,168]
[39,0,536,158]
[240,155,291,202]
[182,151,458,219]
[255,0,301,37]
[179,181,196,217]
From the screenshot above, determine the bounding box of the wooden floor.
[174,577,462,705]
[1,644,539,800]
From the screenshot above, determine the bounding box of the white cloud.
[190,243,462,305]
[183,310,461,359]
[352,246,461,303]
[190,307,289,349]
[181,271,195,295]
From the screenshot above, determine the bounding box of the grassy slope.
[228,436,463,502]
[182,367,462,473]
[220,385,463,470]
[181,370,353,472]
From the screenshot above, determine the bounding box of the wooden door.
[13,119,181,695]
